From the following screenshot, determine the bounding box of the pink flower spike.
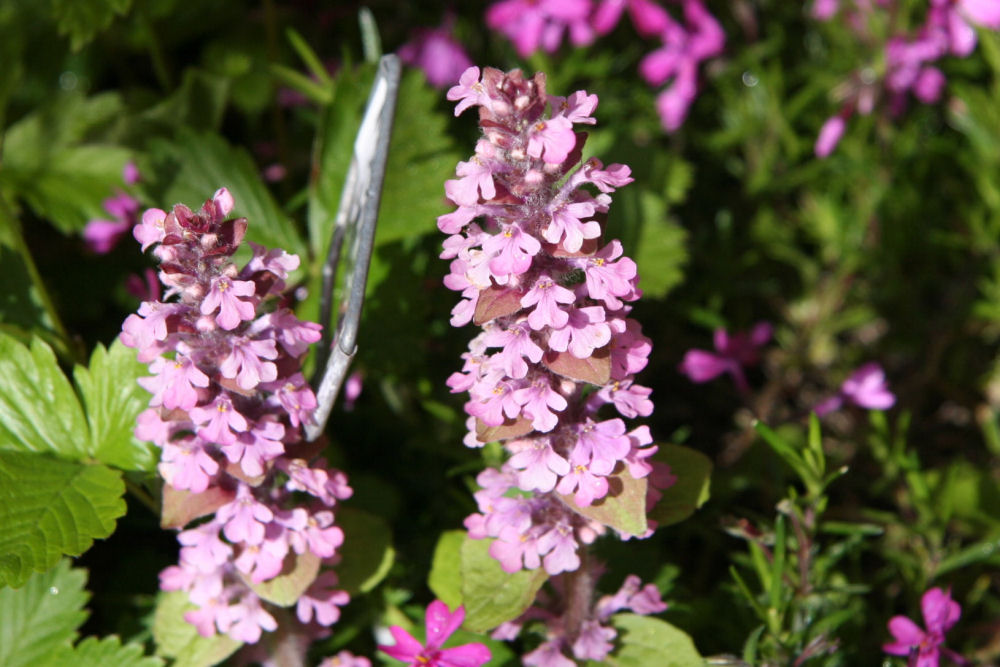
[379,601,491,667]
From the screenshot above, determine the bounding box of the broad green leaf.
[243,551,320,607]
[0,450,126,587]
[49,636,163,667]
[0,559,88,667]
[376,71,464,246]
[306,68,462,258]
[1,91,130,233]
[0,333,89,460]
[74,338,157,472]
[561,468,648,536]
[49,0,132,50]
[460,535,548,633]
[428,530,465,609]
[600,614,703,667]
[335,507,394,595]
[648,444,712,528]
[152,591,241,666]
[150,128,306,261]
[632,191,688,300]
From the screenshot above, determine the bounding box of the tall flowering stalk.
[440,66,673,663]
[122,189,352,645]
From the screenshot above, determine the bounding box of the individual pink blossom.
[319,651,371,667]
[815,362,896,416]
[201,277,256,330]
[593,0,671,37]
[378,601,491,667]
[343,371,363,411]
[399,19,474,88]
[883,587,966,667]
[678,321,772,393]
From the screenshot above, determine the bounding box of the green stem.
[125,477,159,516]
[137,4,171,91]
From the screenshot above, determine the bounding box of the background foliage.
[0,0,999,664]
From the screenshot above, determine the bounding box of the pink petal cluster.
[486,0,596,58]
[122,189,352,645]
[398,17,474,89]
[633,0,725,131]
[678,321,772,393]
[485,0,724,132]
[494,569,668,665]
[883,587,966,667]
[82,161,142,254]
[378,601,491,667]
[813,0,1000,157]
[441,67,674,577]
[814,361,895,416]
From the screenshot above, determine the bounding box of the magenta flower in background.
[592,0,670,37]
[814,114,847,158]
[399,19,473,88]
[486,0,595,58]
[82,161,142,254]
[379,601,491,667]
[883,587,966,667]
[678,321,772,393]
[814,361,895,416]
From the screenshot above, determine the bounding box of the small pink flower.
[815,115,847,158]
[678,322,772,392]
[883,587,966,667]
[379,600,491,667]
[399,20,474,88]
[201,277,256,330]
[815,362,896,416]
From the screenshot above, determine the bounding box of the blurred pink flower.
[815,362,895,416]
[83,161,142,254]
[399,20,473,88]
[815,115,847,157]
[883,587,966,667]
[678,321,772,392]
[486,0,595,57]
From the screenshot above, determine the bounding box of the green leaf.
[561,468,648,536]
[0,333,89,460]
[0,450,126,587]
[648,444,712,528]
[335,507,394,595]
[459,535,548,633]
[49,636,163,667]
[49,0,132,50]
[306,68,462,258]
[242,551,320,607]
[1,91,130,233]
[602,614,703,667]
[138,69,231,132]
[152,591,241,666]
[0,559,88,667]
[150,128,306,261]
[428,530,465,609]
[73,338,158,472]
[631,190,688,300]
[376,71,464,246]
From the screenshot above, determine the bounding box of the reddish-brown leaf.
[474,285,525,325]
[476,415,535,443]
[542,345,611,385]
[161,484,235,529]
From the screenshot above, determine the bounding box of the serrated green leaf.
[602,614,703,667]
[460,535,548,633]
[74,338,157,472]
[428,530,465,609]
[0,333,89,460]
[648,444,712,528]
[335,507,394,595]
[152,591,241,666]
[49,635,163,667]
[0,450,126,587]
[150,128,306,261]
[560,468,648,536]
[0,559,88,667]
[49,0,132,50]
